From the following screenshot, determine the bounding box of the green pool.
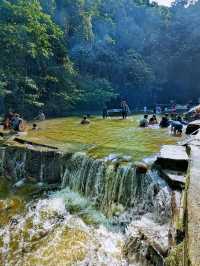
[23,115,178,160]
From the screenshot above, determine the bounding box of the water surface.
[24,115,178,160]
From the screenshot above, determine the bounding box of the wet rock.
[125,216,170,265]
[13,178,26,188]
[160,169,185,190]
[186,120,200,135]
[156,145,189,171]
[134,162,148,174]
[187,145,200,266]
[143,155,157,166]
[104,153,119,162]
[169,190,185,247]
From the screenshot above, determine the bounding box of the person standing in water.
[102,107,108,119]
[121,100,130,119]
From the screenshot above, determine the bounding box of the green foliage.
[1,0,200,116]
[0,0,79,116]
[78,77,116,110]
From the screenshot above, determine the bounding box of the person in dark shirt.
[121,101,130,119]
[171,121,183,136]
[102,108,108,119]
[160,114,170,128]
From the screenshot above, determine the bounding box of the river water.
[0,118,177,265]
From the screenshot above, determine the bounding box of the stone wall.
[0,144,70,183]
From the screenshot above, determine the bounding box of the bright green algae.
[24,115,178,160]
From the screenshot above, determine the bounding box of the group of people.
[1,110,46,133]
[139,113,187,136]
[2,112,25,132]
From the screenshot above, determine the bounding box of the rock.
[186,120,200,135]
[169,191,185,247]
[160,169,185,190]
[156,145,189,171]
[125,216,170,265]
[187,145,200,266]
[13,178,26,188]
[134,162,148,174]
[104,153,119,162]
[14,137,58,150]
[122,155,132,162]
[143,155,157,166]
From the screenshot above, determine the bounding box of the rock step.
[160,169,185,190]
[156,145,189,171]
[14,137,58,150]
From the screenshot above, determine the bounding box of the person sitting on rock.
[149,114,158,125]
[11,114,24,132]
[139,115,149,127]
[80,116,90,125]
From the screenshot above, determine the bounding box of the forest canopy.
[0,0,200,117]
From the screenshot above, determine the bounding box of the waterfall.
[14,151,27,181]
[0,146,5,175]
[61,152,171,219]
[39,163,45,182]
[0,145,172,224]
[0,145,175,265]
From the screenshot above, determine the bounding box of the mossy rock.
[165,242,184,266]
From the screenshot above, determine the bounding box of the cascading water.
[0,193,129,266]
[0,145,175,266]
[0,146,5,175]
[61,152,158,216]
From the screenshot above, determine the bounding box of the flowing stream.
[0,145,173,266]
